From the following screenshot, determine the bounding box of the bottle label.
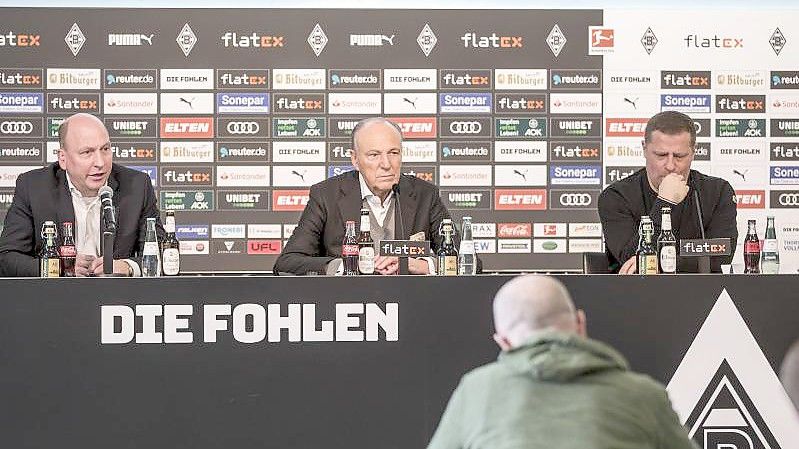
[443,256,458,275]
[342,244,358,256]
[659,246,677,273]
[639,254,658,275]
[762,239,778,253]
[358,246,375,274]
[40,258,60,278]
[59,245,76,257]
[162,248,180,275]
[143,241,160,256]
[744,241,761,253]
[458,241,474,254]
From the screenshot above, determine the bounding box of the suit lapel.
[54,167,76,229]
[338,172,362,230]
[398,175,418,240]
[107,167,121,255]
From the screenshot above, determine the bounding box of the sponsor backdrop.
[0,8,798,271]
[0,8,602,272]
[0,276,797,448]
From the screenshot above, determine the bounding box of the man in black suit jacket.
[0,113,163,277]
[598,111,737,273]
[274,117,458,275]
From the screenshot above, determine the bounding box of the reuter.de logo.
[461,32,522,48]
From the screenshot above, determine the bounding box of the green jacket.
[427,332,698,449]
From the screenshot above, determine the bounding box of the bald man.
[0,113,163,276]
[781,339,799,412]
[427,275,697,449]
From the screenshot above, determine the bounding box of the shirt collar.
[358,172,394,206]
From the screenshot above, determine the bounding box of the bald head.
[58,113,106,150]
[781,339,799,411]
[493,275,582,348]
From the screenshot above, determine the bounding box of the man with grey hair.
[275,117,457,275]
[428,275,697,449]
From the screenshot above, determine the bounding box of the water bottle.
[458,216,476,275]
[142,217,161,277]
[761,216,780,274]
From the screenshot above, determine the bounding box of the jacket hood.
[498,331,629,382]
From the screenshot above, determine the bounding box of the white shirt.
[66,174,140,276]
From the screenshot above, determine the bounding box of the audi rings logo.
[0,121,34,134]
[779,193,799,206]
[226,121,260,135]
[449,121,482,134]
[559,193,592,206]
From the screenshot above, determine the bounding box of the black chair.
[582,252,614,274]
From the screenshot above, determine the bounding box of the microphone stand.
[693,186,711,274]
[98,212,124,277]
[393,184,409,275]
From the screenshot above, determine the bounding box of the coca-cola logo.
[497,223,532,238]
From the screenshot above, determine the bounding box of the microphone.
[392,182,408,275]
[392,183,405,240]
[690,175,711,273]
[99,186,116,232]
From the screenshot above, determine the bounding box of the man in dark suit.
[274,117,458,275]
[598,111,737,273]
[0,113,163,277]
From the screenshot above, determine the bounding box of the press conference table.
[1,275,796,448]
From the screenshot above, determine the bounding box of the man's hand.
[619,256,637,275]
[74,254,96,277]
[374,256,399,275]
[408,258,430,275]
[89,258,132,276]
[658,173,690,204]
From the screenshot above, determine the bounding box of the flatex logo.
[0,69,42,88]
[666,290,798,449]
[0,31,40,47]
[550,70,601,90]
[684,34,743,49]
[405,165,437,183]
[605,166,641,184]
[550,141,601,162]
[770,142,799,160]
[661,71,711,89]
[217,69,269,89]
[550,189,599,210]
[440,70,491,89]
[46,93,99,114]
[460,32,522,48]
[112,142,156,161]
[328,142,352,161]
[221,32,284,48]
[495,94,546,114]
[161,166,213,187]
[771,71,799,89]
[716,95,766,113]
[770,190,799,208]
